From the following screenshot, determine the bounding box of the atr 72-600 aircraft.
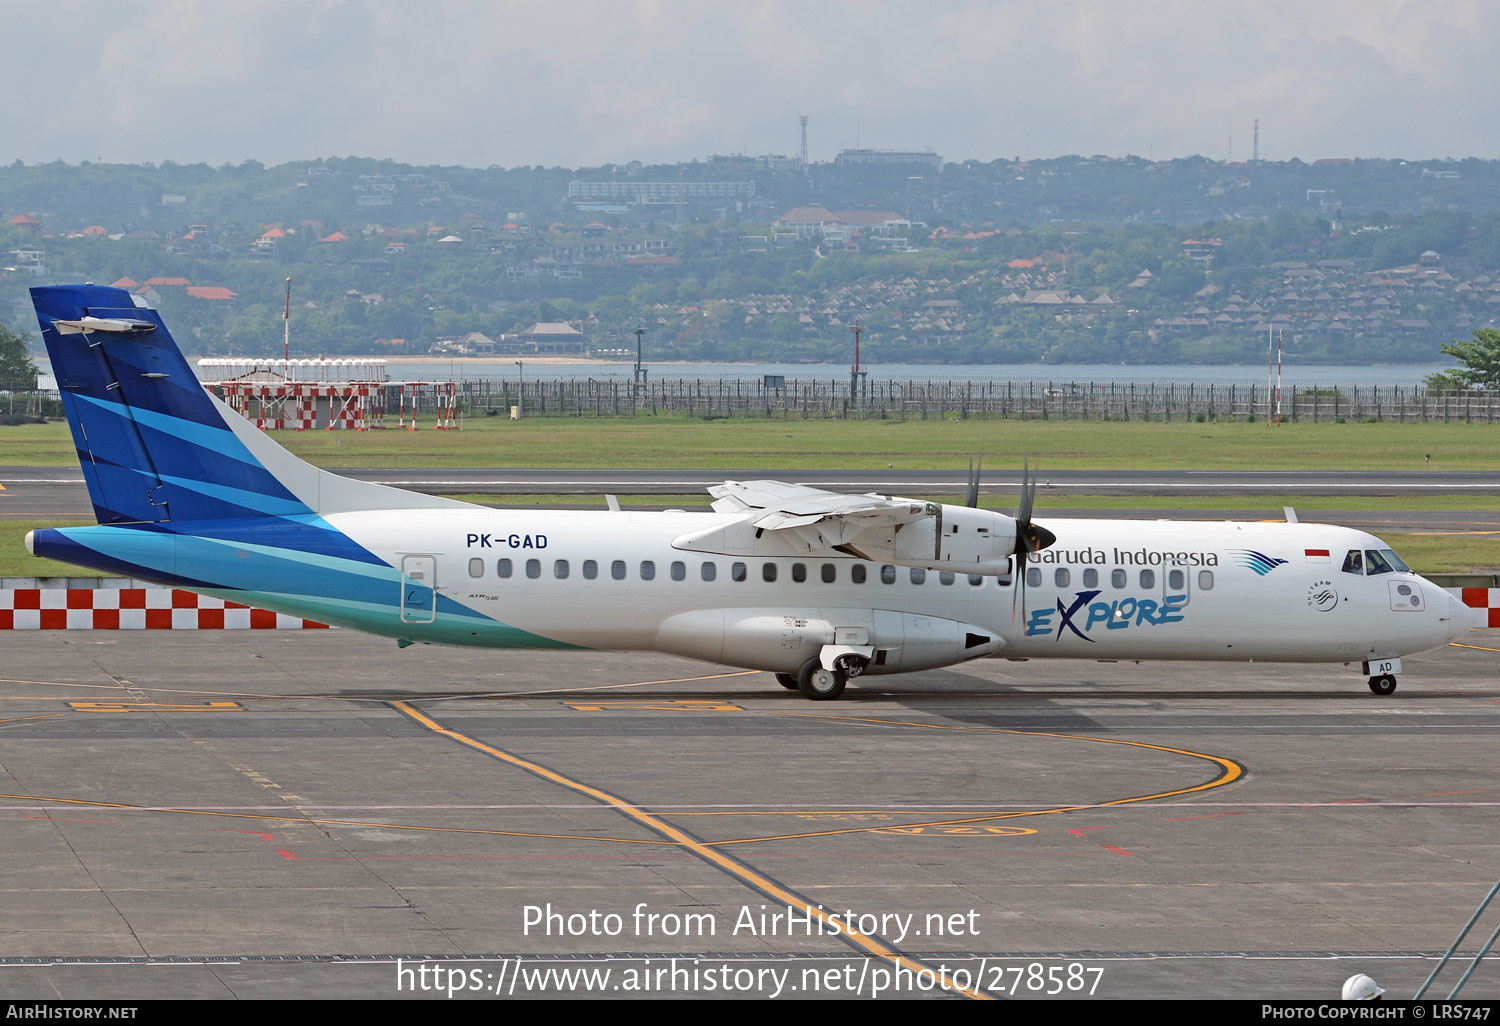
[24,284,1473,699]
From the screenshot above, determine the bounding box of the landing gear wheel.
[797,656,847,700]
[1368,674,1397,695]
[775,672,799,691]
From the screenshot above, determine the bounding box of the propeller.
[1010,459,1057,623]
[1013,458,1057,557]
[964,456,982,508]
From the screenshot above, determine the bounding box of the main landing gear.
[789,651,872,700]
[796,656,847,700]
[1368,674,1398,695]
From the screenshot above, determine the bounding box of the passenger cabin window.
[468,558,484,578]
[851,564,867,585]
[939,571,955,586]
[792,563,807,583]
[1054,568,1070,588]
[611,560,626,581]
[1083,568,1098,588]
[1111,568,1127,589]
[701,562,717,582]
[670,561,686,581]
[1139,569,1155,589]
[968,574,983,586]
[880,565,897,585]
[554,559,569,579]
[1198,570,1214,590]
[762,563,777,583]
[583,560,598,580]
[1026,567,1041,588]
[498,558,513,579]
[821,564,836,584]
[910,568,926,585]
[1168,569,1185,591]
[640,561,656,581]
[526,558,541,579]
[731,562,747,582]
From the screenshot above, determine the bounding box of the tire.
[775,672,800,691]
[1368,674,1397,695]
[797,656,847,700]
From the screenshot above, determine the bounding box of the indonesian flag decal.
[1305,549,1331,563]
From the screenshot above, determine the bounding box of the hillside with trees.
[5,155,1500,365]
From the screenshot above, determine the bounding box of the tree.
[1434,328,1500,390]
[0,323,38,389]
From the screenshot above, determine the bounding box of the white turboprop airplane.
[24,284,1474,699]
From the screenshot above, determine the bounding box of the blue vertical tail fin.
[31,283,469,524]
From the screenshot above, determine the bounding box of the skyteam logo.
[1232,549,1288,576]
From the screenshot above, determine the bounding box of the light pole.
[516,360,524,419]
[850,320,865,401]
[633,324,647,385]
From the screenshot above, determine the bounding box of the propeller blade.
[1016,457,1034,526]
[965,456,981,508]
[1012,551,1026,623]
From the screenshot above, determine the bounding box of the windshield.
[1364,548,1411,576]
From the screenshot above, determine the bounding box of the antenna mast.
[283,277,292,362]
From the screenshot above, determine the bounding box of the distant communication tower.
[1253,118,1260,162]
[799,115,809,166]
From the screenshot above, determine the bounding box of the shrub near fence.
[401,379,1500,424]
[0,391,63,419]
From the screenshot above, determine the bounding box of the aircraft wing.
[708,479,932,531]
[685,479,1021,573]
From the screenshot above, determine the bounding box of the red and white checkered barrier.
[6,583,1488,632]
[1452,587,1500,628]
[214,382,382,432]
[0,587,331,630]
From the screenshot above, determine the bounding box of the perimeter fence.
[420,378,1500,424]
[6,378,1499,425]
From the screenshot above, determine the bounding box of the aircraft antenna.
[283,277,292,363]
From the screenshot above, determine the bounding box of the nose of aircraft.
[1446,590,1481,640]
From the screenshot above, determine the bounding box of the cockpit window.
[1365,548,1409,575]
[1341,549,1363,575]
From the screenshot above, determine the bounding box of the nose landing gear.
[1362,658,1401,696]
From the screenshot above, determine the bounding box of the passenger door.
[400,554,437,623]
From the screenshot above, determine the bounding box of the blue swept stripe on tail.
[31,283,311,524]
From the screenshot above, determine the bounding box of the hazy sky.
[7,0,1498,169]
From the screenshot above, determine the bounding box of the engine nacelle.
[852,504,1019,576]
[655,606,1005,674]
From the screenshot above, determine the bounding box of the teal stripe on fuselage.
[50,523,496,626]
[192,588,581,650]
